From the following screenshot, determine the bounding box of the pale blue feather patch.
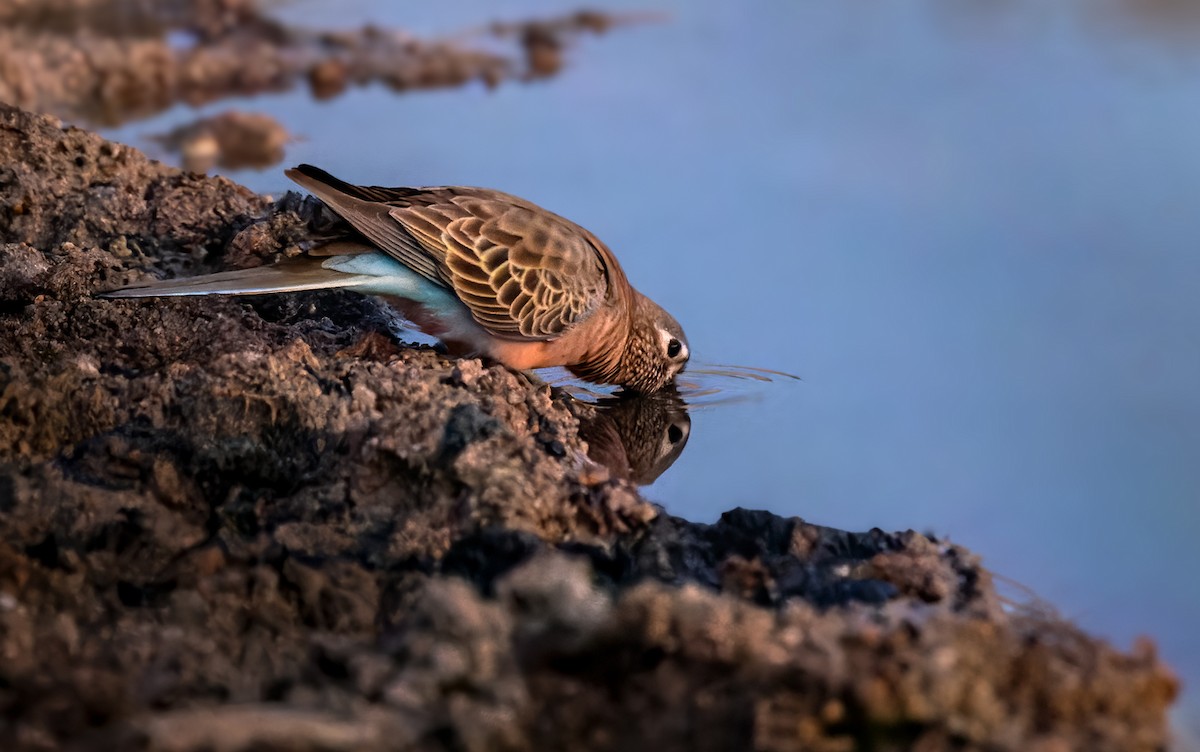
[323,252,463,315]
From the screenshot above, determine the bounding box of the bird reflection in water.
[575,385,692,486]
[556,362,799,485]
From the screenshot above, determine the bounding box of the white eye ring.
[658,327,688,362]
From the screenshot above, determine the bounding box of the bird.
[577,386,691,485]
[103,164,690,393]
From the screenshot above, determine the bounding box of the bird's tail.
[99,257,378,299]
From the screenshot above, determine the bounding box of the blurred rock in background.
[0,0,641,171]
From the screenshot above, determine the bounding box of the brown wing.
[286,165,448,287]
[286,164,611,340]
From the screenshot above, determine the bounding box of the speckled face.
[615,296,690,394]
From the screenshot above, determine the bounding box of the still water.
[107,0,1200,730]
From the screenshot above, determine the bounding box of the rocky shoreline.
[0,104,1179,750]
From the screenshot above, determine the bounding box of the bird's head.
[612,293,690,394]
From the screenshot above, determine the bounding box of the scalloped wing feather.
[287,165,612,341]
[390,196,609,340]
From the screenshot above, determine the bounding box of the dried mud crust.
[0,104,1179,751]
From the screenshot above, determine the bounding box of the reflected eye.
[666,338,682,359]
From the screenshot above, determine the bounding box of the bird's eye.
[666,338,682,359]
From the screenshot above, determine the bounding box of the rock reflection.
[150,111,292,173]
[576,386,691,486]
[1092,0,1200,45]
[933,0,1200,49]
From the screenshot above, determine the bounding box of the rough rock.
[0,104,1179,751]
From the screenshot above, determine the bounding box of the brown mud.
[0,104,1180,751]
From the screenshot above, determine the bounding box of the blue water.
[106,0,1200,732]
